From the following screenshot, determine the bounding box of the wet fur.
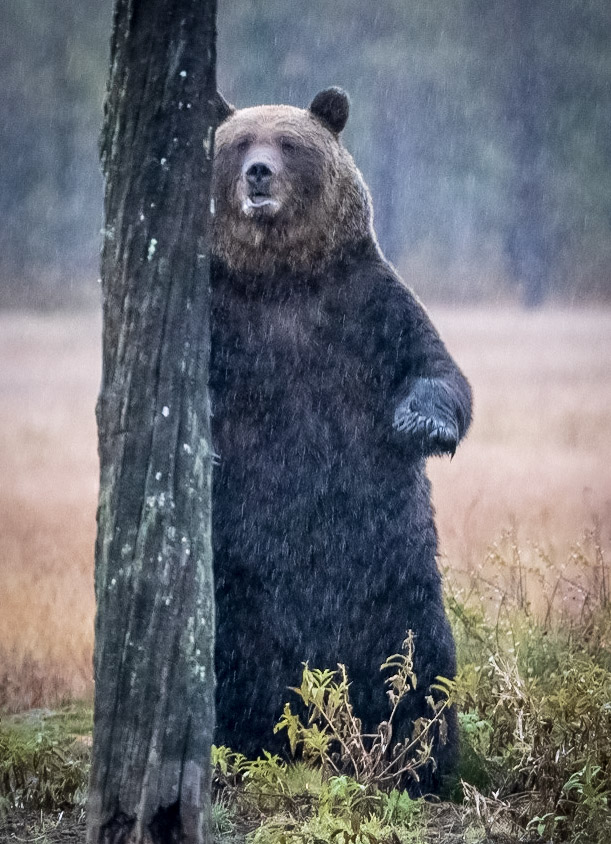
[210,93,472,792]
[212,106,372,276]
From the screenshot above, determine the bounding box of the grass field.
[1,307,610,712]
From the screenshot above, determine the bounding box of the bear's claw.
[393,379,460,457]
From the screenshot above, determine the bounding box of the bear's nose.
[246,162,273,190]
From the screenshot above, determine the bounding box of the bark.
[87,1,219,842]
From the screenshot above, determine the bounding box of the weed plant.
[212,751,423,844]
[0,707,91,812]
[273,631,451,790]
[447,528,611,842]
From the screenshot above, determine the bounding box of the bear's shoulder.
[335,242,422,316]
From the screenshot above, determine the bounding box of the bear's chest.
[214,297,334,380]
[210,276,385,453]
[213,280,365,379]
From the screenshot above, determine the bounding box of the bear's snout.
[240,146,282,216]
[246,162,273,195]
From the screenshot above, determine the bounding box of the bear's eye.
[280,137,297,155]
[235,138,250,154]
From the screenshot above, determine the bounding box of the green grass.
[5,701,93,739]
[0,703,92,813]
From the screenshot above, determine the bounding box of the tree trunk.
[503,0,550,307]
[87,2,219,842]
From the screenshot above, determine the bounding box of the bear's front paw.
[393,378,459,457]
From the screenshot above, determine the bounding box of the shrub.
[448,535,611,843]
[0,712,90,811]
[273,632,452,792]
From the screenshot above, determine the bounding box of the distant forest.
[2,0,610,307]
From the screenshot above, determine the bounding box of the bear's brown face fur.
[211,90,373,276]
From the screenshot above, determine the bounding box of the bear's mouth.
[242,192,281,215]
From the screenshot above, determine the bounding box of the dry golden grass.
[430,306,611,616]
[0,306,610,710]
[0,313,99,711]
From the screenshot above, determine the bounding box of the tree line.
[1,0,610,307]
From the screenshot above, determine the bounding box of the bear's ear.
[214,91,236,123]
[309,87,350,135]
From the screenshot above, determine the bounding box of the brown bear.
[210,88,472,792]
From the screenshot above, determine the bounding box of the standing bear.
[210,88,472,790]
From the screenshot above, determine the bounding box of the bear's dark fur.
[210,88,472,791]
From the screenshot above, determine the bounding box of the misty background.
[1,0,610,309]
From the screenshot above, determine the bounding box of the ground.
[0,809,87,843]
[0,806,522,844]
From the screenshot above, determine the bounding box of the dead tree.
[87,1,219,842]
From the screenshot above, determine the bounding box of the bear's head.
[211,88,373,276]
